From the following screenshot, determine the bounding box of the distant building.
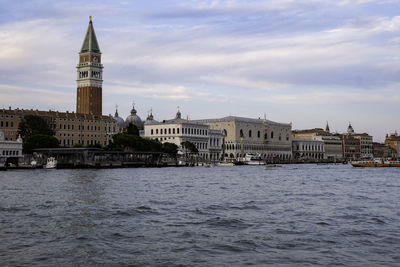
[196,116,292,160]
[385,132,400,151]
[292,139,324,160]
[353,133,373,158]
[340,134,361,160]
[0,108,119,147]
[292,127,343,160]
[144,110,223,160]
[0,130,23,164]
[372,142,396,159]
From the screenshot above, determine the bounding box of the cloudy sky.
[0,0,399,141]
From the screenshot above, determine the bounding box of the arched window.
[271,131,274,139]
[258,131,260,138]
[151,129,153,135]
[264,133,268,139]
[279,134,281,141]
[286,134,289,141]
[249,130,252,138]
[223,129,227,136]
[240,129,244,137]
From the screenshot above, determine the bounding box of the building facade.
[144,111,223,160]
[196,116,292,160]
[292,127,343,160]
[292,139,325,160]
[0,108,119,147]
[76,17,103,116]
[353,133,373,159]
[0,130,23,164]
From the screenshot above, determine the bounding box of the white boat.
[244,153,265,165]
[216,161,234,167]
[44,157,57,169]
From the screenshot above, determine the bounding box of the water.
[0,165,399,266]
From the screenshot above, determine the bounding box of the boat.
[44,157,57,169]
[351,159,400,167]
[244,153,265,165]
[216,161,234,167]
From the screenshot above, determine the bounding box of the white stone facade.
[144,113,222,160]
[0,130,23,160]
[312,135,343,160]
[292,139,325,160]
[196,116,292,160]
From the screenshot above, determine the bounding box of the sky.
[0,0,399,141]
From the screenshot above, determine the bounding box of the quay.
[32,148,172,169]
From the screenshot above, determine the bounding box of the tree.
[181,141,198,154]
[17,115,55,140]
[23,134,59,154]
[162,142,178,157]
[126,123,140,136]
[109,133,162,152]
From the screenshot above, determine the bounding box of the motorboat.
[44,157,57,169]
[244,153,265,165]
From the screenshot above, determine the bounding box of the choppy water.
[0,164,399,266]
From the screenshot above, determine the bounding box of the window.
[151,129,154,135]
[258,131,260,138]
[177,128,180,134]
[173,128,175,134]
[156,129,159,134]
[168,128,171,134]
[249,130,252,138]
[0,121,2,127]
[271,131,274,139]
[240,129,244,137]
[11,122,13,127]
[6,121,8,127]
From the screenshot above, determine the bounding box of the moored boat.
[44,157,57,169]
[244,153,265,165]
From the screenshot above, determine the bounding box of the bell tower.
[76,16,103,116]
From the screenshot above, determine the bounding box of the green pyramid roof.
[80,19,100,53]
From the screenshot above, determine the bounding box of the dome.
[113,109,125,128]
[144,111,159,125]
[125,104,144,130]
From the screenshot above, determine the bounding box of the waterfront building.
[385,132,400,152]
[0,107,119,147]
[339,134,361,160]
[76,16,103,116]
[372,142,396,159]
[353,133,373,159]
[195,116,292,160]
[292,139,324,160]
[291,127,343,160]
[0,130,23,164]
[143,111,223,160]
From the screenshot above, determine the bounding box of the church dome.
[144,111,159,125]
[125,104,144,130]
[113,109,125,128]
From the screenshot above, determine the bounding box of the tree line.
[17,115,198,156]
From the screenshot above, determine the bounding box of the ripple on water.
[0,165,399,266]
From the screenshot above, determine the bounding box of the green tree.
[126,123,140,136]
[181,141,198,154]
[17,115,55,140]
[23,134,59,154]
[162,142,178,157]
[109,133,162,152]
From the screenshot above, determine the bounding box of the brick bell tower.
[76,16,103,116]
